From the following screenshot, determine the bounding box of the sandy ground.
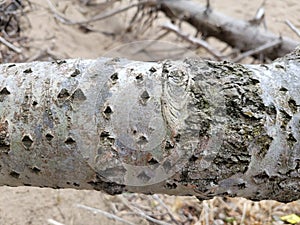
[0,0,300,224]
[21,0,300,61]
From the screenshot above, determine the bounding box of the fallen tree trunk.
[0,48,300,202]
[158,0,299,60]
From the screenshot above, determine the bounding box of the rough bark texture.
[0,49,300,202]
[158,0,299,60]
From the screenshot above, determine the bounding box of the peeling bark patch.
[278,179,300,203]
[10,171,20,178]
[0,87,10,102]
[160,59,217,186]
[221,68,271,149]
[252,134,273,158]
[187,59,271,182]
[22,135,33,149]
[265,104,277,117]
[0,121,10,153]
[71,88,86,102]
[252,171,270,184]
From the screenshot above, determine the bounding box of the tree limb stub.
[158,0,299,60]
[0,49,300,202]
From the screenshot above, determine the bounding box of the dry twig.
[119,196,173,225]
[152,194,181,225]
[47,219,65,225]
[285,20,300,38]
[46,0,155,25]
[0,36,22,53]
[232,38,282,62]
[76,203,136,225]
[161,23,224,60]
[249,0,267,29]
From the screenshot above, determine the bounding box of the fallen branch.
[45,0,298,61]
[158,0,299,60]
[0,49,300,202]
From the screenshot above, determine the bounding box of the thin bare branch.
[285,20,300,38]
[47,219,65,225]
[45,0,156,25]
[152,194,181,225]
[0,36,22,54]
[119,196,173,225]
[133,30,170,55]
[161,23,224,60]
[76,204,135,225]
[249,0,266,29]
[232,38,282,63]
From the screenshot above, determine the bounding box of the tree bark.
[158,0,299,60]
[0,49,300,202]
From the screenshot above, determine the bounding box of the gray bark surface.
[158,0,299,60]
[0,49,300,202]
